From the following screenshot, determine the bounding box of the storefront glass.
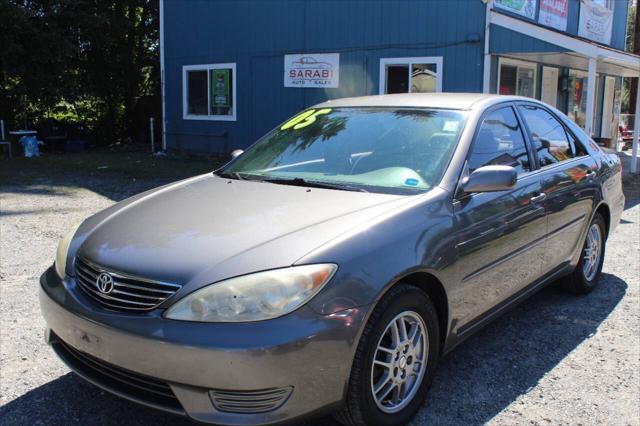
[498,60,535,98]
[567,70,588,128]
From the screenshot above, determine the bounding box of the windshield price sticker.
[281,108,332,131]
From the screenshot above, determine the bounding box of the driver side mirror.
[230,149,244,159]
[462,165,517,193]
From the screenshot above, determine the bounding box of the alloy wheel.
[370,311,428,414]
[583,222,602,281]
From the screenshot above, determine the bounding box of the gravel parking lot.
[1,153,638,426]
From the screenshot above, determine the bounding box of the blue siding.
[163,0,630,153]
[163,0,486,153]
[490,25,569,54]
[610,0,630,50]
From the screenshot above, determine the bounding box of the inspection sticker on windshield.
[442,121,460,132]
[404,178,419,186]
[281,108,332,131]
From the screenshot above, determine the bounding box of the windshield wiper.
[262,177,368,193]
[214,170,245,180]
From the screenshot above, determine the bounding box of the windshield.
[221,107,467,194]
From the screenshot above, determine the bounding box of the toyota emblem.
[96,273,115,294]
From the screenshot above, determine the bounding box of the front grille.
[210,387,293,414]
[51,333,184,414]
[75,257,181,312]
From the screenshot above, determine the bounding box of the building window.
[497,58,536,98]
[379,57,443,94]
[592,0,614,9]
[183,63,236,121]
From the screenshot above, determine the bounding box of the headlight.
[55,223,81,279]
[164,264,337,322]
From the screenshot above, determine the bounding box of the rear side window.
[468,106,530,174]
[565,129,588,157]
[518,105,574,166]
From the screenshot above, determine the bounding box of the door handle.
[530,193,547,203]
[586,171,596,179]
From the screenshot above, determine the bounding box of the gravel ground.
[1,166,638,426]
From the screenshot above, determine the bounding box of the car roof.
[314,93,535,111]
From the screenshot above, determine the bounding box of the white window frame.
[182,63,237,121]
[378,56,443,94]
[497,57,537,98]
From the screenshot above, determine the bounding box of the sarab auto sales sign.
[284,53,339,88]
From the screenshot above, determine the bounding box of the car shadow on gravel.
[0,275,627,426]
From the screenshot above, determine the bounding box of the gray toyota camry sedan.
[40,93,624,425]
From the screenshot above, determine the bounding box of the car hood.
[73,174,413,287]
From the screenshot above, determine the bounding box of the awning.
[489,11,640,78]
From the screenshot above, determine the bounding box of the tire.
[561,214,607,294]
[335,284,440,426]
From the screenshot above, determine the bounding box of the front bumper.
[39,267,366,425]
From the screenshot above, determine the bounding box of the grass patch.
[0,147,226,186]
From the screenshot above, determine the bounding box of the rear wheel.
[561,214,606,294]
[335,284,440,426]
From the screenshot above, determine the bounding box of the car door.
[517,103,598,276]
[452,105,547,327]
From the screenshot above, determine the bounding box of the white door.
[541,66,559,108]
[600,77,616,139]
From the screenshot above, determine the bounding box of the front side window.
[518,105,574,166]
[468,107,530,174]
[183,63,236,120]
[221,107,467,194]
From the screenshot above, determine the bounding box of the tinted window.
[468,107,530,174]
[518,105,573,166]
[566,128,588,157]
[561,112,599,154]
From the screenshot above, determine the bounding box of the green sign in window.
[211,69,231,109]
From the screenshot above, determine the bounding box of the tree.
[0,0,159,144]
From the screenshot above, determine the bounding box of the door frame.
[600,76,616,139]
[540,66,560,108]
[378,56,443,94]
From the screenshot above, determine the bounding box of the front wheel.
[335,284,440,426]
[561,214,607,294]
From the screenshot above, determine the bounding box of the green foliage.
[626,4,636,53]
[0,0,159,144]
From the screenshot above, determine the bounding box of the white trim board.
[182,63,237,121]
[378,56,443,94]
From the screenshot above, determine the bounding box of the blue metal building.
[160,0,639,158]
